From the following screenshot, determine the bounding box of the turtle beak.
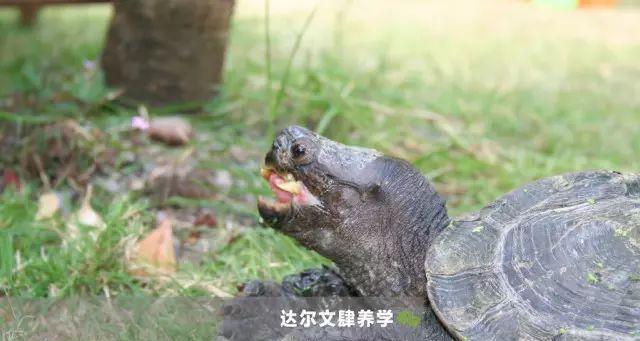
[257,163,301,228]
[264,149,277,172]
[257,140,295,228]
[260,166,272,181]
[257,126,323,229]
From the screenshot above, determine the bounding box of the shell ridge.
[426,171,640,339]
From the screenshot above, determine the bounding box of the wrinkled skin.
[221,126,453,340]
[257,126,450,299]
[239,267,356,298]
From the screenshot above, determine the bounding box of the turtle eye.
[291,143,306,158]
[290,139,314,165]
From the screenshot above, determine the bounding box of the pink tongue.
[269,173,294,203]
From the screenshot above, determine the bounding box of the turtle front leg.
[239,266,356,298]
[219,267,452,341]
[217,267,356,341]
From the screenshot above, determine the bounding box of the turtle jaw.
[257,195,293,227]
[257,166,318,230]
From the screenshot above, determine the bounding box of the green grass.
[0,0,639,306]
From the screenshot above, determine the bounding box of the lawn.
[0,0,639,325]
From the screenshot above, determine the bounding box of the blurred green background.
[0,0,638,303]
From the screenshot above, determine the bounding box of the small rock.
[147,165,217,202]
[213,170,233,190]
[95,176,121,193]
[148,117,193,146]
[129,178,145,191]
[194,211,218,228]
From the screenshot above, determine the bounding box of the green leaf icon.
[396,310,421,328]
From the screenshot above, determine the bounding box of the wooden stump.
[101,0,235,107]
[19,4,42,26]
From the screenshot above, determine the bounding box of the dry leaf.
[148,117,193,146]
[76,185,105,229]
[35,192,61,220]
[185,230,202,246]
[128,219,177,277]
[67,185,106,241]
[66,185,107,241]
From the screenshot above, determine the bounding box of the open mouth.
[262,167,303,204]
[258,167,313,224]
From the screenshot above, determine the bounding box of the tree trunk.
[101,0,235,108]
[19,4,41,26]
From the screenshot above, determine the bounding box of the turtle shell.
[425,171,640,340]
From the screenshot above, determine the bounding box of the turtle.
[237,126,640,340]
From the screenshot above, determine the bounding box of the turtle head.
[258,126,449,296]
[258,125,382,242]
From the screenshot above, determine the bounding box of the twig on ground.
[31,154,51,190]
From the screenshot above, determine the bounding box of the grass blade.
[267,3,319,136]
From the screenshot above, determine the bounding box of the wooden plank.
[579,0,617,6]
[0,0,110,6]
[19,4,40,25]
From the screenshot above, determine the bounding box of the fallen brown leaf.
[128,219,177,277]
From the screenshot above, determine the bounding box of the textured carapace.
[426,171,640,340]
